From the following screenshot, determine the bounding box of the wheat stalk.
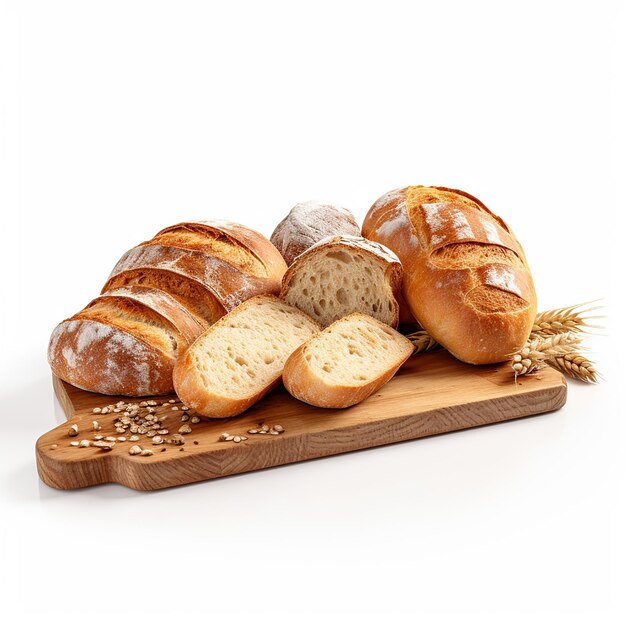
[405,330,439,354]
[531,301,603,337]
[548,351,598,383]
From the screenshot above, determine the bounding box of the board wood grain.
[36,351,567,491]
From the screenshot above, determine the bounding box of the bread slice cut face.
[282,313,414,409]
[280,236,402,328]
[173,295,321,418]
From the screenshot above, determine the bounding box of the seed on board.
[68,424,78,437]
[193,441,199,445]
[233,436,241,443]
[105,436,117,442]
[157,429,169,435]
[269,429,279,436]
[50,444,58,450]
[115,428,125,434]
[139,401,148,407]
[178,424,192,434]
[140,449,154,457]
[162,402,169,407]
[79,439,90,448]
[129,445,142,456]
[224,435,234,441]
[70,441,79,447]
[190,416,200,424]
[247,429,258,434]
[147,400,157,406]
[117,436,127,442]
[94,435,104,441]
[181,406,189,412]
[181,414,189,422]
[92,407,102,414]
[93,441,115,451]
[169,434,185,445]
[129,435,139,442]
[172,406,179,411]
[92,420,101,431]
[219,433,230,441]
[146,430,156,438]
[101,407,109,415]
[147,407,155,414]
[152,435,164,445]
[169,399,176,404]
[273,425,284,433]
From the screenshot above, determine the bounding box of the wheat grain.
[532,302,603,336]
[405,330,439,354]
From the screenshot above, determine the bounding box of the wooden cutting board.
[36,351,567,491]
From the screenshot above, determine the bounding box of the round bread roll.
[362,186,537,364]
[270,201,360,266]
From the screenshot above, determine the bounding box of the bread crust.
[271,201,360,266]
[362,186,537,364]
[102,243,283,323]
[48,286,211,396]
[282,314,414,409]
[173,295,321,418]
[152,219,287,281]
[279,235,403,328]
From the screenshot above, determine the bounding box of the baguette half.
[173,295,321,418]
[282,313,414,409]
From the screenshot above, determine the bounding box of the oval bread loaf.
[173,295,321,417]
[280,235,403,328]
[362,186,537,364]
[270,201,360,266]
[283,313,414,409]
[48,286,208,396]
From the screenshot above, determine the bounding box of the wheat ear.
[531,301,603,336]
[548,352,598,383]
[510,333,582,381]
[405,330,439,354]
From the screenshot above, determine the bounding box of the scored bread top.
[362,185,537,363]
[280,235,402,328]
[270,201,361,266]
[151,219,287,281]
[173,295,321,417]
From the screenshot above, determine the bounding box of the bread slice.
[173,296,321,418]
[283,313,414,409]
[280,235,402,328]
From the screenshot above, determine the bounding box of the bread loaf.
[362,186,537,364]
[283,313,414,408]
[102,220,287,324]
[173,296,321,417]
[48,286,208,395]
[280,235,402,328]
[270,201,360,266]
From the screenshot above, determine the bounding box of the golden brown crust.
[362,186,537,364]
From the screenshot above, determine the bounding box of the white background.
[0,0,624,623]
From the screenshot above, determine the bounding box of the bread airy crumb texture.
[283,313,414,409]
[173,295,321,418]
[280,235,402,328]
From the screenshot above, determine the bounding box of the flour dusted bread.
[48,287,208,396]
[283,314,414,409]
[362,186,537,364]
[173,296,321,418]
[280,235,402,328]
[102,220,287,324]
[271,201,361,266]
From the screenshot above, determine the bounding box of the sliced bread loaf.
[173,295,321,418]
[280,235,403,328]
[282,313,414,409]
